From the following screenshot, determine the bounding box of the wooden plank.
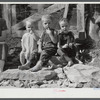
[12,30,41,38]
[11,4,65,33]
[2,4,11,31]
[77,4,85,32]
[63,4,69,18]
[38,4,44,30]
[11,5,16,25]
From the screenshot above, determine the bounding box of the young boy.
[18,20,40,70]
[57,18,76,67]
[29,14,58,72]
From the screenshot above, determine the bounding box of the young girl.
[57,18,76,67]
[19,20,39,70]
[29,14,58,72]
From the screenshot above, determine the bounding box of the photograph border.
[0,0,100,99]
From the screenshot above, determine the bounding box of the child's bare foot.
[29,65,42,72]
[18,65,30,70]
[67,61,73,67]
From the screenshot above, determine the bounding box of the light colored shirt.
[21,32,38,54]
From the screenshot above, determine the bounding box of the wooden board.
[11,4,65,34]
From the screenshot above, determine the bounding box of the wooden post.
[38,4,44,31]
[11,4,16,26]
[63,4,69,18]
[2,4,12,31]
[77,4,85,32]
[77,4,85,40]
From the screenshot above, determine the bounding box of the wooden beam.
[2,4,11,31]
[11,4,65,34]
[63,4,69,18]
[11,5,16,25]
[77,4,85,32]
[38,4,44,30]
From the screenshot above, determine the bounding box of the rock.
[32,81,44,86]
[43,80,48,84]
[89,57,100,67]
[23,80,30,88]
[83,78,100,88]
[31,85,40,88]
[40,84,48,88]
[92,71,100,82]
[48,80,54,84]
[71,64,94,70]
[57,80,64,86]
[48,84,59,88]
[1,69,57,81]
[80,67,100,77]
[76,83,84,88]
[54,68,63,74]
[64,68,89,83]
[1,69,20,80]
[14,80,20,87]
[54,68,66,79]
[61,79,69,87]
[57,73,66,79]
[38,70,57,81]
[68,82,77,88]
[2,80,10,86]
[83,82,92,88]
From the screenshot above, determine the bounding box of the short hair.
[25,20,33,26]
[41,14,52,21]
[59,18,69,25]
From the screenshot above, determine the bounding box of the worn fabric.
[29,51,40,68]
[40,29,57,50]
[40,48,57,66]
[39,29,57,66]
[21,32,38,54]
[58,31,76,57]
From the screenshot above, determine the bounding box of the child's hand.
[46,29,52,35]
[69,43,73,48]
[62,44,68,48]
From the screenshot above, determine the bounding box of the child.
[29,14,58,72]
[57,18,76,67]
[18,20,40,70]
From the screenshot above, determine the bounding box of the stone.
[32,81,44,86]
[54,68,63,74]
[48,80,54,84]
[62,79,69,87]
[1,69,20,80]
[92,71,100,82]
[64,68,90,83]
[71,64,94,70]
[83,78,100,88]
[1,69,57,81]
[57,80,64,86]
[31,85,40,88]
[38,70,57,81]
[54,68,66,79]
[40,84,48,88]
[68,82,77,88]
[14,80,20,87]
[2,80,10,86]
[76,83,84,88]
[57,73,66,79]
[80,67,100,77]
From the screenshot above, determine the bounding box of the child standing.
[19,20,40,70]
[30,14,58,72]
[57,18,76,67]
